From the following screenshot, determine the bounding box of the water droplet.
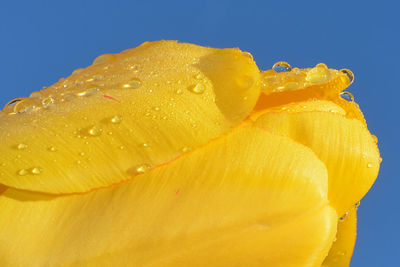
[340,91,354,102]
[17,143,28,150]
[176,89,183,95]
[340,69,354,84]
[153,107,160,111]
[14,99,35,114]
[3,98,24,114]
[48,146,58,152]
[92,54,115,66]
[79,152,86,157]
[272,61,292,72]
[355,201,361,208]
[17,169,29,176]
[76,86,100,97]
[129,64,141,72]
[339,211,349,221]
[110,115,123,124]
[306,66,330,84]
[141,143,150,148]
[119,145,125,150]
[132,164,151,175]
[29,91,42,99]
[88,125,103,136]
[122,78,142,89]
[30,167,42,175]
[188,83,206,94]
[315,63,328,69]
[242,52,253,60]
[42,97,55,108]
[367,163,373,168]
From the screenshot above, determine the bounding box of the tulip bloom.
[0,41,380,266]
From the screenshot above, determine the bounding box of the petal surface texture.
[0,127,336,266]
[254,101,380,216]
[0,41,260,194]
[323,206,357,267]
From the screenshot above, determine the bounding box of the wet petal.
[0,41,260,194]
[323,206,357,267]
[254,102,381,216]
[256,64,365,123]
[0,127,336,266]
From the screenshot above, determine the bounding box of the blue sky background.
[0,0,397,265]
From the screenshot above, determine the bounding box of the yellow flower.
[0,41,380,266]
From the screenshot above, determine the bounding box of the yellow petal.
[0,127,336,266]
[256,64,366,123]
[254,102,381,216]
[323,205,357,267]
[0,41,260,194]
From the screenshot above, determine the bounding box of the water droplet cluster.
[262,62,355,96]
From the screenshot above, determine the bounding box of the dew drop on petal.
[88,125,103,136]
[76,87,100,97]
[272,61,292,72]
[30,167,43,175]
[42,97,55,108]
[188,83,206,94]
[48,146,58,152]
[17,169,29,176]
[122,78,142,89]
[92,54,116,66]
[340,69,354,84]
[315,63,328,69]
[14,99,35,114]
[339,211,349,221]
[29,91,42,99]
[340,91,354,102]
[306,65,330,84]
[242,52,253,60]
[132,164,151,175]
[17,143,28,150]
[141,143,150,148]
[110,115,123,124]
